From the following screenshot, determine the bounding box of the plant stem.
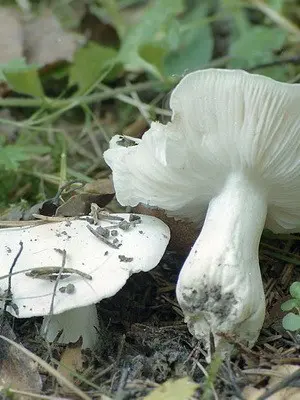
[0,81,170,108]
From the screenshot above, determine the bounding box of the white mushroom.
[104,69,300,356]
[0,215,170,348]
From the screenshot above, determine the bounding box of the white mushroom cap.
[105,69,300,232]
[0,214,170,347]
[104,69,300,356]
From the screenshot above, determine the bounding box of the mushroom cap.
[0,214,170,317]
[104,69,300,233]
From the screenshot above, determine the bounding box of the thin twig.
[32,214,82,222]
[222,360,245,400]
[86,224,121,249]
[0,241,23,327]
[0,81,169,108]
[115,367,130,400]
[0,220,50,228]
[248,0,300,36]
[42,249,67,336]
[25,266,92,280]
[0,335,92,400]
[0,266,61,281]
[3,389,76,400]
[247,56,300,72]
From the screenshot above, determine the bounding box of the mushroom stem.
[41,304,100,349]
[176,172,267,354]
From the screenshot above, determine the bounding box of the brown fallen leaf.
[144,377,198,399]
[55,193,114,216]
[24,9,80,65]
[80,10,119,48]
[243,386,266,399]
[243,365,300,400]
[0,6,80,69]
[264,295,291,329]
[0,321,42,399]
[83,178,114,195]
[56,178,115,217]
[57,341,83,392]
[123,117,149,138]
[134,204,199,255]
[0,7,23,64]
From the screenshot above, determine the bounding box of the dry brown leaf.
[243,386,265,399]
[123,117,149,138]
[264,295,290,329]
[57,343,83,392]
[134,204,199,255]
[24,9,80,65]
[0,322,42,398]
[0,6,80,71]
[0,7,23,64]
[80,11,119,48]
[56,178,115,217]
[83,178,114,195]
[55,193,114,216]
[243,365,300,400]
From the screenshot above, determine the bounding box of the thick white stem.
[176,172,267,354]
[41,304,100,349]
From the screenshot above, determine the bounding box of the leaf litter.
[0,6,80,87]
[1,0,300,399]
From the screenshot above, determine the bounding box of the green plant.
[281,282,300,332]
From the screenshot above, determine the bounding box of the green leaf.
[229,26,286,69]
[0,58,28,81]
[90,2,126,39]
[0,58,44,97]
[290,282,300,300]
[282,313,300,332]
[164,4,213,76]
[69,41,118,93]
[268,0,284,11]
[144,377,198,400]
[139,44,167,77]
[0,145,50,170]
[4,67,44,98]
[281,298,300,312]
[118,0,184,77]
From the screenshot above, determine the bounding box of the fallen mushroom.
[0,214,170,348]
[104,69,300,356]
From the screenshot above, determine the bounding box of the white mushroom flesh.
[0,214,170,347]
[41,304,99,349]
[104,69,300,354]
[176,171,267,353]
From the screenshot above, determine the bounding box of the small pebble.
[96,225,110,238]
[119,220,131,230]
[113,238,120,245]
[118,255,134,262]
[59,283,75,294]
[129,214,141,222]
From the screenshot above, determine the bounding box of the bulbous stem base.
[176,172,268,358]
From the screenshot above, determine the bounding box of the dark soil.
[6,244,300,399]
